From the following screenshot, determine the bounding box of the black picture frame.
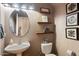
[66,13,79,26]
[40,7,50,14]
[65,28,79,40]
[66,3,79,14]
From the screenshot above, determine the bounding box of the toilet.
[41,42,56,56]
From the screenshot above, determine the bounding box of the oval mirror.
[9,10,30,37]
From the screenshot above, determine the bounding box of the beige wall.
[53,4,79,56]
[0,4,56,56]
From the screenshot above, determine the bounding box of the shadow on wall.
[51,5,58,55]
[51,24,58,56]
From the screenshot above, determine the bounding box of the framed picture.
[40,7,50,14]
[65,28,79,40]
[66,3,79,14]
[41,15,48,22]
[66,13,79,26]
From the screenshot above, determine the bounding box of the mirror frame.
[8,9,30,37]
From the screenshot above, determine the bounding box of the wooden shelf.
[36,32,54,34]
[38,22,51,24]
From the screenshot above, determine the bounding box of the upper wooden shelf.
[36,32,54,34]
[38,22,51,24]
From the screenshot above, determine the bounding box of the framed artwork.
[40,7,50,14]
[41,15,48,22]
[65,28,79,40]
[66,13,79,26]
[66,3,79,14]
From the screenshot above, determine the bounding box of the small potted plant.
[43,26,50,33]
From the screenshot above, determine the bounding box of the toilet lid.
[45,54,56,56]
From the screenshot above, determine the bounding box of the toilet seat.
[45,54,56,56]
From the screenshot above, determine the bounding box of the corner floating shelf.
[38,22,51,24]
[36,32,54,34]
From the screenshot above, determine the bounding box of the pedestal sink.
[5,41,30,56]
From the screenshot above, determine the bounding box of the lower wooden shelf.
[36,32,54,34]
[38,22,51,24]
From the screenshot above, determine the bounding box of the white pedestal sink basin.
[5,41,30,56]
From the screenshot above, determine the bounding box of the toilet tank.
[41,43,52,54]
